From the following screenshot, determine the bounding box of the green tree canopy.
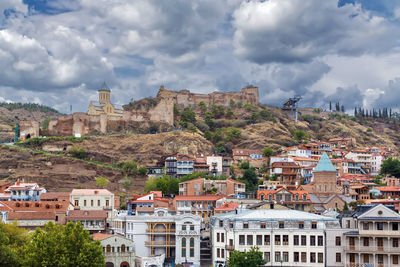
[228,247,265,267]
[181,107,196,123]
[95,177,109,188]
[380,157,400,178]
[145,175,179,195]
[293,129,309,142]
[0,222,28,267]
[22,221,104,267]
[262,147,274,157]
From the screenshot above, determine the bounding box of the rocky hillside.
[0,103,61,142]
[0,145,146,194]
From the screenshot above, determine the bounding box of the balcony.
[146,228,176,234]
[145,241,176,246]
[345,245,400,253]
[226,245,234,250]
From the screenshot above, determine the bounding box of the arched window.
[302,194,307,201]
[106,245,111,253]
[121,244,126,253]
[268,194,272,201]
[260,194,265,201]
[190,237,195,257]
[181,238,186,257]
[295,194,299,201]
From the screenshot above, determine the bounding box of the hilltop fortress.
[23,85,259,137]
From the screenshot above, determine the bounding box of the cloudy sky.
[1,0,400,113]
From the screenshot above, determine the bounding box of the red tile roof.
[174,195,224,201]
[67,210,107,220]
[92,233,113,241]
[215,202,239,211]
[8,211,55,220]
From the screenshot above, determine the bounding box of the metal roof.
[314,152,336,172]
[213,209,338,222]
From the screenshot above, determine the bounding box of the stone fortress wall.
[32,86,259,137]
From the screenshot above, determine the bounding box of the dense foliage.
[0,221,104,267]
[380,157,400,178]
[145,175,180,195]
[95,177,109,188]
[228,247,265,267]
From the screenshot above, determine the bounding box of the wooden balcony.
[145,241,176,246]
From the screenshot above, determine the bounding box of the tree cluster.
[145,175,180,195]
[0,221,104,267]
[330,101,345,112]
[354,107,392,119]
[380,157,400,178]
[228,247,265,267]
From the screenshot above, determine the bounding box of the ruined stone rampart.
[44,86,259,136]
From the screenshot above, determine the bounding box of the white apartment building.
[207,156,223,175]
[370,153,384,176]
[210,209,345,267]
[70,189,115,222]
[94,233,135,267]
[342,204,400,267]
[344,151,372,174]
[113,208,201,267]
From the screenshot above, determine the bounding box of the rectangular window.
[377,222,384,230]
[336,253,341,263]
[84,200,87,206]
[190,225,194,231]
[221,233,224,243]
[301,235,307,246]
[393,222,399,231]
[299,222,304,229]
[318,253,323,263]
[275,235,281,245]
[279,221,284,228]
[247,235,253,246]
[301,252,307,262]
[264,235,270,245]
[106,200,109,207]
[239,235,245,246]
[283,252,288,262]
[97,199,100,206]
[294,235,299,246]
[216,248,220,258]
[260,222,266,229]
[335,236,341,246]
[182,225,186,231]
[264,252,270,263]
[393,238,399,248]
[217,233,220,242]
[363,254,369,264]
[363,222,369,230]
[312,222,317,229]
[394,255,399,265]
[310,236,316,246]
[349,237,355,246]
[275,252,281,262]
[363,237,369,247]
[310,252,316,263]
[283,235,289,245]
[256,235,262,246]
[221,249,224,259]
[74,200,79,206]
[243,223,248,229]
[219,220,223,227]
[294,252,299,262]
[318,236,323,246]
[229,222,233,228]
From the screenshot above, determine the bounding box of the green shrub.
[69,146,87,159]
[139,167,148,176]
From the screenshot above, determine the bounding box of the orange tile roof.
[375,187,400,192]
[67,210,107,220]
[215,202,239,211]
[92,233,113,241]
[174,195,224,201]
[8,211,55,220]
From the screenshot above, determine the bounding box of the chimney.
[94,190,99,194]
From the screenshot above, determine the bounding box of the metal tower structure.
[282,96,302,123]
